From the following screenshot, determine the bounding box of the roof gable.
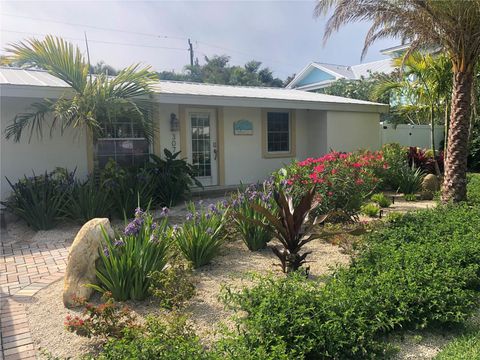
[296,67,336,86]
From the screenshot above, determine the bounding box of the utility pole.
[188,39,194,67]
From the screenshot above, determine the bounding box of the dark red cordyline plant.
[251,187,327,273]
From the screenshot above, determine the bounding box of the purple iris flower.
[186,212,193,221]
[206,227,213,235]
[208,204,218,214]
[134,207,144,218]
[113,239,125,247]
[103,247,110,257]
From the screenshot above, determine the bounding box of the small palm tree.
[315,0,480,202]
[4,35,158,142]
[374,53,452,175]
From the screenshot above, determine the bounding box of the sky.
[0,0,399,80]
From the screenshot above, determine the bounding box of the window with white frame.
[266,111,290,153]
[95,119,150,168]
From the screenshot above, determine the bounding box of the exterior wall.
[306,110,328,157]
[155,103,180,156]
[380,123,444,150]
[1,96,88,201]
[326,111,381,152]
[221,107,310,185]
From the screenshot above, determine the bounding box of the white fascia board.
[285,63,317,89]
[0,84,71,99]
[154,93,389,114]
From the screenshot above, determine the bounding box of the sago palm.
[4,35,158,142]
[315,0,480,202]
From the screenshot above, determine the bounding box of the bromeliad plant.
[251,187,325,273]
[231,179,275,251]
[174,201,228,268]
[92,207,171,301]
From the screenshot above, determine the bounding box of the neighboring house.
[0,67,387,201]
[286,44,412,92]
[287,44,439,92]
[286,59,395,91]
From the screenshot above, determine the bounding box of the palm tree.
[315,0,480,202]
[374,52,452,175]
[4,36,157,143]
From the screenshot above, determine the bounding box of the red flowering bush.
[279,151,386,219]
[65,293,138,339]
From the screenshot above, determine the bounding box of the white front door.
[186,109,218,186]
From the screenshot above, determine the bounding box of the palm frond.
[5,100,54,142]
[5,35,88,92]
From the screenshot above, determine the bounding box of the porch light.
[170,113,180,132]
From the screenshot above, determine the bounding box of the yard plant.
[279,151,385,219]
[92,208,171,301]
[250,187,325,273]
[174,201,228,268]
[1,168,74,230]
[231,180,275,251]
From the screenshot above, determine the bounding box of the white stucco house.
[0,67,388,201]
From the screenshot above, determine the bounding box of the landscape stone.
[62,218,114,307]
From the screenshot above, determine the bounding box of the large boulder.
[421,174,440,193]
[63,218,114,307]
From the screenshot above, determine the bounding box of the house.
[0,67,388,201]
[286,45,406,92]
[287,43,441,92]
[285,59,395,91]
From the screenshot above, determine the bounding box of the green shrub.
[361,202,381,217]
[64,177,113,223]
[395,165,424,194]
[146,150,202,207]
[231,180,274,251]
[1,169,74,230]
[379,143,408,190]
[96,315,208,360]
[219,205,480,359]
[467,173,480,205]
[91,208,171,301]
[370,192,392,208]
[149,262,195,309]
[174,201,228,268]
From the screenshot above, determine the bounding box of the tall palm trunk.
[442,71,474,202]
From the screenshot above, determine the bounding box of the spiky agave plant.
[251,187,327,273]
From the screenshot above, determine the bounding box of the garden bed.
[26,237,349,359]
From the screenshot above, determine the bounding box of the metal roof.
[0,67,387,111]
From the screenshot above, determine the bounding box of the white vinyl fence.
[380,123,444,150]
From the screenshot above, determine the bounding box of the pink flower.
[331,169,338,175]
[327,191,334,197]
[352,162,362,168]
[355,179,364,185]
